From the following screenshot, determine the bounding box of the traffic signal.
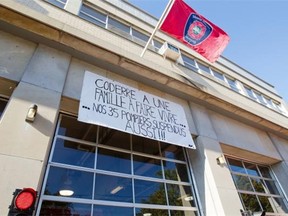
[8,188,37,216]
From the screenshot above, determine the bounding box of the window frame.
[244,86,258,101]
[197,62,211,75]
[79,4,107,28]
[226,157,288,214]
[225,76,240,92]
[36,113,201,215]
[181,54,199,72]
[107,16,131,36]
[78,4,162,53]
[211,69,225,81]
[44,0,67,9]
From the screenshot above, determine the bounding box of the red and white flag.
[160,0,230,62]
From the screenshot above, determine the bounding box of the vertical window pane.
[94,174,133,202]
[161,142,185,161]
[58,115,97,142]
[258,166,272,178]
[273,101,286,114]
[250,178,265,193]
[244,162,260,176]
[232,174,253,191]
[40,201,91,216]
[240,193,261,212]
[227,158,246,174]
[45,0,67,9]
[108,17,130,34]
[264,180,280,195]
[197,62,211,74]
[132,135,160,155]
[167,183,195,207]
[52,138,95,168]
[134,179,166,205]
[163,161,189,182]
[94,205,133,216]
[264,97,274,108]
[133,155,162,178]
[97,148,131,174]
[80,5,106,22]
[277,104,285,113]
[182,55,196,66]
[153,40,163,49]
[132,29,149,42]
[212,70,225,81]
[258,196,274,212]
[79,5,107,28]
[226,77,239,92]
[98,127,130,150]
[254,91,267,105]
[45,166,93,199]
[182,55,198,72]
[245,87,257,101]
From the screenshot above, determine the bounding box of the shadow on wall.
[30,113,55,137]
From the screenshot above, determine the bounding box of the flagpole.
[140,0,175,57]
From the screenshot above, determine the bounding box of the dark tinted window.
[0,98,8,118]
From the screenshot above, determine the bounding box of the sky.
[127,0,288,104]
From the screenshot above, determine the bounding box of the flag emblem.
[160,0,230,62]
[184,14,212,45]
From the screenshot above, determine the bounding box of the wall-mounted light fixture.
[216,155,226,165]
[25,104,38,122]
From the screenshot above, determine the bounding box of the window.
[226,77,240,92]
[44,0,67,9]
[108,17,130,36]
[254,91,267,106]
[227,157,288,214]
[79,4,162,52]
[244,86,257,101]
[79,4,107,28]
[0,98,8,118]
[152,40,163,50]
[197,62,211,74]
[77,4,166,54]
[243,86,287,115]
[264,97,274,109]
[270,101,287,115]
[131,29,149,43]
[182,54,198,72]
[211,69,225,81]
[37,114,200,215]
[272,101,286,114]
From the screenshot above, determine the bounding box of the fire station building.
[0,0,288,215]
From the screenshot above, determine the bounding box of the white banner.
[78,71,195,149]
